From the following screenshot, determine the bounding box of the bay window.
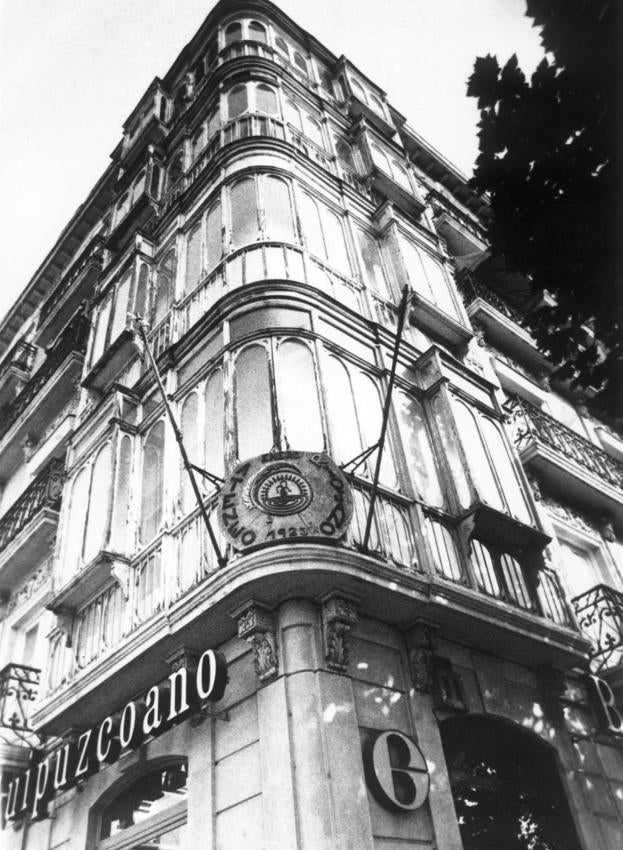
[229,174,296,249]
[89,261,151,368]
[223,19,267,46]
[399,236,459,319]
[225,82,279,120]
[299,192,350,273]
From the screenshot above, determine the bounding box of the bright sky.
[0,0,546,324]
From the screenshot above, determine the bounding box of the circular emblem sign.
[218,452,353,552]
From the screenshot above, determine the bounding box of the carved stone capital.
[166,646,200,674]
[321,593,359,674]
[406,620,438,694]
[234,601,278,683]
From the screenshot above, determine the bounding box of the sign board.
[218,451,353,552]
[363,730,430,812]
[4,648,227,823]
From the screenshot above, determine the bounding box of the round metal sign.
[218,452,353,552]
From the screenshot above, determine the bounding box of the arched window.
[284,99,303,132]
[230,178,259,248]
[83,444,112,564]
[140,421,165,544]
[480,417,531,524]
[293,52,308,75]
[248,21,267,42]
[158,98,167,122]
[369,93,385,115]
[172,86,186,119]
[180,393,199,514]
[263,176,295,242]
[235,345,273,460]
[357,229,389,298]
[275,340,323,451]
[324,355,361,467]
[99,761,188,843]
[350,78,367,102]
[204,368,224,484]
[335,137,356,171]
[299,193,350,273]
[224,22,242,46]
[441,716,582,850]
[63,467,90,578]
[255,83,278,115]
[116,191,131,224]
[110,435,132,553]
[185,224,202,293]
[109,272,132,343]
[153,251,176,325]
[227,84,248,119]
[395,390,444,507]
[305,115,324,148]
[275,36,289,55]
[134,263,149,319]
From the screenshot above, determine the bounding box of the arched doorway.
[440,715,582,850]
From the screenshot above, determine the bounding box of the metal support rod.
[340,441,380,474]
[133,316,227,568]
[362,286,411,552]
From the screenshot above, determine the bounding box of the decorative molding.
[321,593,359,674]
[406,621,438,694]
[6,561,52,615]
[541,492,599,537]
[235,601,278,683]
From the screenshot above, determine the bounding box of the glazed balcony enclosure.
[506,395,623,528]
[0,313,89,478]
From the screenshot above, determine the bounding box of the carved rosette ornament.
[321,594,359,674]
[236,602,278,683]
[406,621,438,694]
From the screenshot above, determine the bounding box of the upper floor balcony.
[37,234,105,348]
[0,662,41,748]
[0,339,37,409]
[35,469,584,736]
[506,395,623,526]
[0,457,64,594]
[0,312,89,478]
[427,189,488,258]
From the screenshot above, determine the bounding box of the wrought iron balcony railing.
[0,663,41,745]
[0,457,64,554]
[457,269,524,325]
[572,583,623,672]
[505,395,623,491]
[0,311,90,443]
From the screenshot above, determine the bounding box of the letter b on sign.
[363,730,430,812]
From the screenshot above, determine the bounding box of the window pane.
[452,400,504,510]
[227,84,248,119]
[354,371,397,487]
[300,193,325,259]
[154,253,175,325]
[400,238,434,302]
[275,36,289,55]
[471,539,502,598]
[324,355,361,465]
[432,396,471,509]
[180,393,199,514]
[134,263,149,319]
[205,201,222,272]
[501,553,532,608]
[185,224,202,293]
[419,251,458,318]
[392,159,412,191]
[64,468,89,577]
[335,137,355,170]
[276,341,323,451]
[83,444,112,563]
[256,84,277,115]
[350,78,367,102]
[109,273,132,342]
[305,115,324,148]
[396,390,444,506]
[101,763,188,838]
[235,345,273,459]
[231,178,259,248]
[91,296,112,365]
[263,177,294,242]
[111,435,132,553]
[369,93,385,115]
[207,106,219,139]
[249,21,267,42]
[205,368,224,485]
[358,229,389,297]
[480,417,532,523]
[371,143,391,173]
[285,99,303,132]
[192,126,206,159]
[293,52,308,74]
[225,22,242,46]
[141,421,165,543]
[322,207,350,273]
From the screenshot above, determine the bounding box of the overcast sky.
[0,0,546,325]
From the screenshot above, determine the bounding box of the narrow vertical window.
[353,371,397,487]
[83,444,112,564]
[263,177,295,242]
[150,164,161,198]
[231,178,259,248]
[180,393,199,514]
[204,368,224,484]
[400,238,435,303]
[134,263,149,319]
[207,106,219,140]
[350,78,367,102]
[480,417,532,523]
[276,340,323,451]
[324,355,361,466]
[235,345,273,460]
[227,84,248,119]
[358,230,389,297]
[140,421,165,544]
[110,435,132,553]
[293,52,308,75]
[322,208,350,273]
[185,224,203,293]
[284,99,303,132]
[109,272,132,342]
[300,193,324,259]
[64,467,90,576]
[91,295,112,366]
[335,137,356,171]
[419,251,458,318]
[153,252,176,325]
[452,400,504,511]
[225,22,242,46]
[396,391,444,506]
[192,126,206,159]
[205,200,222,272]
[305,116,324,148]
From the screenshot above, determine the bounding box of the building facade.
[1,1,623,848]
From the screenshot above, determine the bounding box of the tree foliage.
[467,0,622,418]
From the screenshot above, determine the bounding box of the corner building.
[1,2,623,848]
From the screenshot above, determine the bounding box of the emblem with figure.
[218,452,353,551]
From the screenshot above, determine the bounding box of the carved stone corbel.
[55,608,74,647]
[321,593,359,673]
[599,514,616,543]
[111,560,132,600]
[406,620,438,694]
[235,601,278,683]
